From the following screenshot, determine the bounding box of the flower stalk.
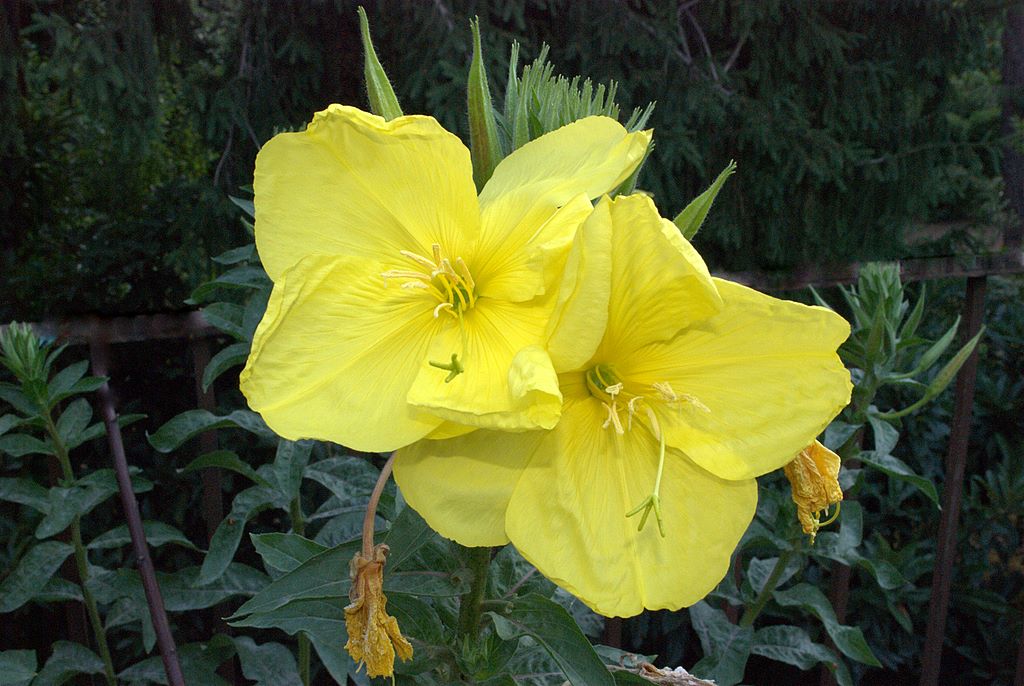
[457,546,492,638]
[739,546,796,628]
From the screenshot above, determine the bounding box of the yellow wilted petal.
[784,440,843,542]
[344,544,413,679]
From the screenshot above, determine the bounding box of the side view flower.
[395,194,853,617]
[240,105,650,452]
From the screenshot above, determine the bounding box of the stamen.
[433,302,454,318]
[602,401,625,434]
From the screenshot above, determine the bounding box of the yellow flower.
[395,194,852,617]
[240,105,650,451]
[344,543,413,678]
[784,440,843,542]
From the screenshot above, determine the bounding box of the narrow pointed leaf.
[357,6,402,120]
[673,161,737,240]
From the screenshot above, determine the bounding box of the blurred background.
[1,2,1022,685]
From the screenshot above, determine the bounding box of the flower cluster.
[241,105,851,629]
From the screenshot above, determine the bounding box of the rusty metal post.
[90,338,186,686]
[919,276,988,686]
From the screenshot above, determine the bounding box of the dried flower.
[784,440,844,542]
[344,543,413,678]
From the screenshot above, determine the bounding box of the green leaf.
[179,450,272,488]
[913,316,959,374]
[773,584,881,666]
[468,18,504,189]
[56,398,92,447]
[0,383,37,415]
[357,6,402,120]
[213,243,255,264]
[31,577,83,603]
[148,409,272,452]
[488,593,614,686]
[0,477,49,513]
[250,532,327,574]
[202,302,247,341]
[0,413,22,436]
[272,441,311,503]
[32,641,104,686]
[750,625,839,670]
[229,539,362,619]
[0,650,36,685]
[858,450,940,507]
[118,637,234,686]
[0,541,73,612]
[46,361,88,402]
[689,601,753,686]
[189,266,267,304]
[88,521,197,551]
[382,504,434,572]
[162,564,269,611]
[35,469,136,539]
[672,161,736,240]
[746,556,800,597]
[201,342,249,392]
[0,433,51,457]
[234,637,302,686]
[198,486,279,585]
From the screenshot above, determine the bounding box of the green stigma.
[585,363,621,400]
[429,353,464,383]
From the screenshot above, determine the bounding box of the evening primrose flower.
[784,440,843,543]
[239,105,649,451]
[395,194,852,617]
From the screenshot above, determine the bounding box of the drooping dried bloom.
[784,440,844,542]
[344,543,412,678]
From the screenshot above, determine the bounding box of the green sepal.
[468,18,504,190]
[673,160,737,240]
[357,7,402,121]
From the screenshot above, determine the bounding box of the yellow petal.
[474,118,651,299]
[544,198,613,372]
[626,278,852,481]
[784,440,843,541]
[254,105,480,281]
[394,429,540,547]
[406,299,562,431]
[597,194,722,358]
[475,194,593,303]
[240,254,443,451]
[504,394,758,617]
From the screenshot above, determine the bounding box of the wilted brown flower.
[784,440,843,543]
[344,543,413,678]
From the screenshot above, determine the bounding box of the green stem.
[298,633,311,686]
[45,416,117,686]
[289,496,310,685]
[457,546,492,638]
[739,547,795,628]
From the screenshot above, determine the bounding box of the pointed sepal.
[467,18,503,190]
[673,160,737,240]
[357,7,403,121]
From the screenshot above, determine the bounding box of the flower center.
[584,363,711,537]
[381,243,477,318]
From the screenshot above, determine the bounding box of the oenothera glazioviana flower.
[240,105,650,451]
[784,440,843,543]
[395,194,853,617]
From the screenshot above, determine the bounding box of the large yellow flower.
[239,106,650,451]
[395,194,852,617]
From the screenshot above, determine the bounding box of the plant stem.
[287,495,310,685]
[298,633,311,686]
[739,547,794,628]
[45,416,117,686]
[457,546,492,638]
[361,453,397,557]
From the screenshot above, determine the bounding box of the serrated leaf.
[672,161,736,240]
[148,409,272,452]
[201,342,249,392]
[773,584,881,666]
[88,521,197,551]
[31,641,104,686]
[488,593,614,686]
[0,541,73,612]
[689,601,752,686]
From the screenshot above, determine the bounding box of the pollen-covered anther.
[381,243,477,316]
